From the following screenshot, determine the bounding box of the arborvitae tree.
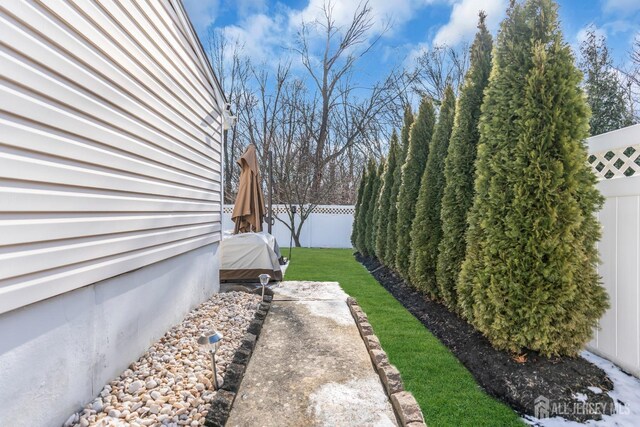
[579,26,633,135]
[395,99,436,278]
[375,131,400,261]
[409,85,456,297]
[368,160,385,256]
[385,107,414,266]
[458,0,608,357]
[436,14,493,310]
[458,0,529,327]
[355,159,376,255]
[351,168,367,248]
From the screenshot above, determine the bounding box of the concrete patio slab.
[225,281,398,427]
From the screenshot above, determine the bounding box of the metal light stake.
[289,205,297,262]
[258,274,271,301]
[197,331,223,390]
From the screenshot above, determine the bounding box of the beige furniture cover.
[220,231,283,281]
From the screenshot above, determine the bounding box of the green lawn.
[284,248,523,427]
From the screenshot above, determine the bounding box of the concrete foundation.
[0,243,220,427]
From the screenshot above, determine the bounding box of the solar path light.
[258,274,270,301]
[198,330,223,390]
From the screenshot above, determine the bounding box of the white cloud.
[216,0,440,67]
[602,0,640,13]
[433,0,507,46]
[573,24,606,58]
[219,13,289,64]
[576,24,607,45]
[603,20,638,36]
[289,0,435,37]
[183,0,219,33]
[405,41,429,67]
[236,0,267,18]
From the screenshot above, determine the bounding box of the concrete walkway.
[226,281,398,427]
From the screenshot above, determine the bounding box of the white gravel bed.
[64,291,261,427]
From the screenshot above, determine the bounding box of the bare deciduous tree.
[206,1,411,245]
[410,44,469,105]
[205,31,252,202]
[292,1,408,198]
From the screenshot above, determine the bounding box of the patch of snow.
[573,393,588,403]
[275,281,349,301]
[309,377,398,427]
[298,300,355,326]
[587,387,603,395]
[523,351,640,426]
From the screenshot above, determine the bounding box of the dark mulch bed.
[356,253,615,423]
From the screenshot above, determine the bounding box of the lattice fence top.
[588,144,640,180]
[223,204,355,215]
[309,205,356,215]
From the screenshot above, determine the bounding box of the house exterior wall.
[0,0,223,313]
[0,243,219,427]
[0,0,225,424]
[586,124,640,378]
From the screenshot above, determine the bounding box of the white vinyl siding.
[0,0,224,314]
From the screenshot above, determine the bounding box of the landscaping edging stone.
[204,298,271,427]
[346,297,427,427]
[391,392,426,426]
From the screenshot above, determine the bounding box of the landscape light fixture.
[197,330,223,390]
[258,274,270,301]
[289,205,297,261]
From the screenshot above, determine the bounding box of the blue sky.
[184,0,639,86]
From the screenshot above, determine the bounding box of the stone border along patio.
[204,297,272,427]
[346,297,427,427]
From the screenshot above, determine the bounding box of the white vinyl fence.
[222,204,355,248]
[586,124,640,378]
